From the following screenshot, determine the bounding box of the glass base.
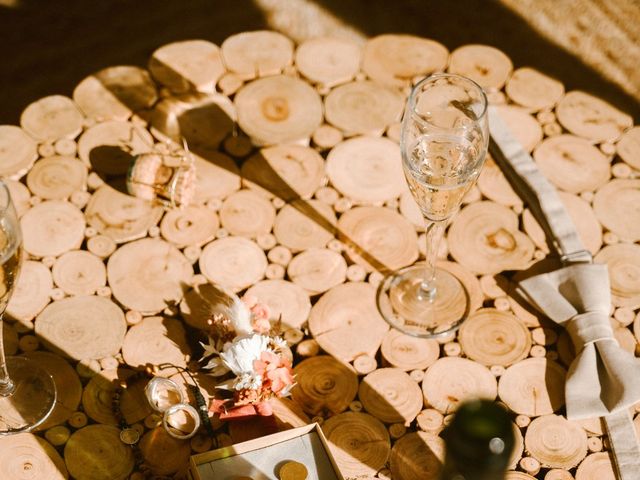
[0,356,56,434]
[376,264,470,338]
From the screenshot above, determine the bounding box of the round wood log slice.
[593,179,640,242]
[458,308,532,366]
[0,125,38,179]
[234,75,323,146]
[448,44,513,90]
[52,250,106,296]
[192,150,241,204]
[20,95,83,141]
[85,184,164,244]
[380,329,440,371]
[26,156,87,200]
[448,201,534,275]
[86,234,117,259]
[21,200,85,257]
[505,67,565,111]
[594,243,640,308]
[422,357,498,414]
[493,105,543,153]
[287,248,348,295]
[241,144,325,200]
[362,34,449,89]
[308,282,389,363]
[291,355,358,416]
[139,427,192,476]
[160,205,219,248]
[108,238,192,313]
[221,30,294,79]
[524,414,588,469]
[359,368,423,425]
[438,260,484,314]
[6,260,52,323]
[273,201,336,252]
[575,452,616,480]
[323,412,391,478]
[64,425,134,480]
[509,422,525,470]
[506,473,537,480]
[556,91,633,143]
[533,135,611,194]
[389,431,444,480]
[35,295,126,361]
[339,206,419,273]
[498,358,566,416]
[73,66,157,121]
[616,126,640,170]
[244,279,311,330]
[399,190,424,230]
[122,316,190,370]
[324,81,404,136]
[327,136,406,203]
[270,396,311,431]
[477,155,523,207]
[149,40,225,94]
[6,179,31,217]
[199,237,267,292]
[0,433,68,480]
[219,189,275,238]
[295,37,361,87]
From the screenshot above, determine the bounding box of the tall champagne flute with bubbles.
[0,181,56,433]
[377,73,489,337]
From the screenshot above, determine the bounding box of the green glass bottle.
[439,399,515,480]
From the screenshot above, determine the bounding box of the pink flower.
[253,352,294,396]
[250,303,270,321]
[252,317,271,334]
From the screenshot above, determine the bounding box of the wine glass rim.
[406,72,488,123]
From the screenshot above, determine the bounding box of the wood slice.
[287,248,347,295]
[64,425,134,480]
[327,136,406,204]
[234,75,323,146]
[575,452,616,480]
[323,412,391,478]
[339,206,419,273]
[448,201,534,275]
[477,155,523,207]
[192,150,241,204]
[594,243,640,308]
[458,308,532,366]
[0,434,68,480]
[52,250,106,296]
[20,95,83,141]
[380,329,440,371]
[389,431,444,480]
[616,126,640,170]
[241,144,325,200]
[498,358,566,416]
[505,67,565,111]
[556,91,633,143]
[107,238,192,313]
[324,81,404,136]
[312,125,344,150]
[122,316,190,370]
[199,237,267,292]
[26,156,87,200]
[20,200,85,257]
[35,295,126,361]
[291,355,358,415]
[0,125,38,178]
[221,30,294,79]
[6,179,31,218]
[533,135,611,194]
[359,368,423,425]
[422,357,498,414]
[493,105,543,153]
[308,282,389,363]
[139,427,191,476]
[438,260,484,314]
[6,260,52,323]
[448,44,513,90]
[509,421,525,470]
[73,66,158,121]
[295,37,361,87]
[160,205,218,248]
[270,396,311,431]
[506,473,537,480]
[399,190,424,230]
[86,234,117,258]
[273,201,336,252]
[244,279,311,330]
[219,189,275,238]
[524,414,588,469]
[362,34,449,89]
[593,179,640,242]
[149,40,225,94]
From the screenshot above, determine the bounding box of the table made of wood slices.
[1,30,639,480]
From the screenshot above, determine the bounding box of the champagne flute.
[377,73,489,337]
[0,181,56,433]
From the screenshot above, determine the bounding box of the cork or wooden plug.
[244,279,311,330]
[221,30,293,79]
[505,67,565,111]
[390,431,444,480]
[0,125,38,179]
[593,179,640,242]
[524,414,588,469]
[594,243,640,308]
[122,316,191,370]
[0,433,68,480]
[448,44,513,89]
[20,95,83,142]
[219,189,275,238]
[6,260,52,323]
[287,248,347,296]
[295,37,361,88]
[199,237,267,292]
[359,368,423,425]
[21,200,85,258]
[380,329,440,371]
[26,156,87,200]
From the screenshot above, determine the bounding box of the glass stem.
[0,314,14,396]
[421,218,447,301]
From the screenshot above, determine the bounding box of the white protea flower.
[219,334,270,377]
[271,336,288,351]
[235,373,263,391]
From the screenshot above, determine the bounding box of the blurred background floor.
[1,0,638,124]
